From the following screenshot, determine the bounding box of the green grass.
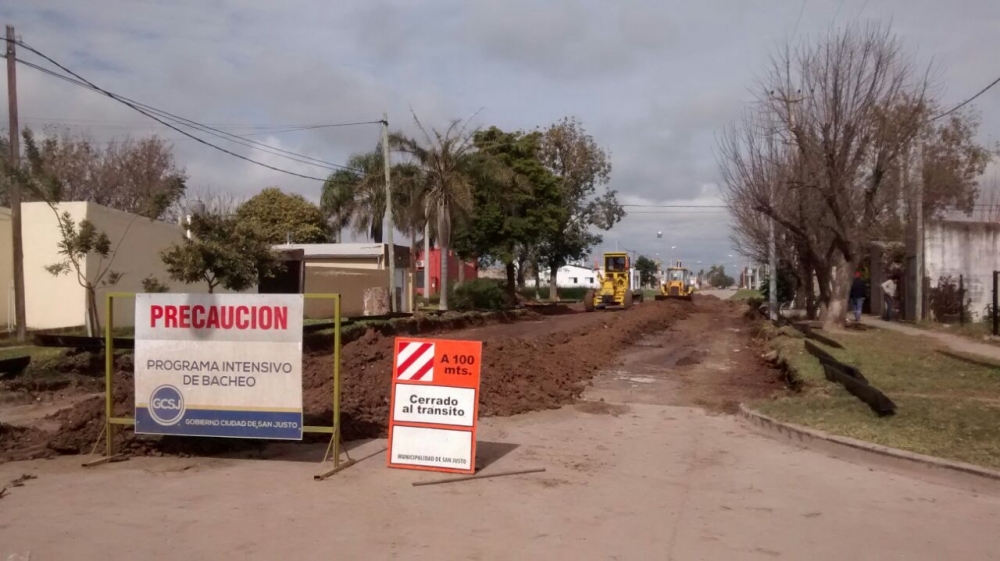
[913,320,1000,348]
[732,289,763,301]
[756,327,1000,469]
[0,345,65,362]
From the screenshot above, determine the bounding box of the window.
[605,256,626,272]
[588,277,594,284]
[570,277,578,283]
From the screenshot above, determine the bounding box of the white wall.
[533,265,601,288]
[925,220,1000,321]
[0,208,12,329]
[23,202,89,329]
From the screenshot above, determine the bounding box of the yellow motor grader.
[656,261,694,301]
[584,252,644,312]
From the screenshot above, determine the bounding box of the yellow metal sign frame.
[83,292,351,480]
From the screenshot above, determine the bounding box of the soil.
[586,295,784,414]
[0,300,692,462]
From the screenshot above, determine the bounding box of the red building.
[415,248,478,296]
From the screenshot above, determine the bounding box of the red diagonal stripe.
[396,342,432,378]
[409,358,435,381]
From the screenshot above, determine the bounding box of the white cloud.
[4,0,999,267]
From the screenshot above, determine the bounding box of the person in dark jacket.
[849,271,866,322]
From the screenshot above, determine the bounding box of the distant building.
[414,248,478,296]
[530,264,600,289]
[272,242,411,315]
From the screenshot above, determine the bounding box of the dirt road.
[2,297,999,560]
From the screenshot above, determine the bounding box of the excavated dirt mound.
[0,301,690,462]
[305,300,690,440]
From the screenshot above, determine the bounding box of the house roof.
[272,243,389,259]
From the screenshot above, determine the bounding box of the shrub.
[930,275,969,323]
[451,279,508,311]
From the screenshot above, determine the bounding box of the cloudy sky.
[3,0,999,272]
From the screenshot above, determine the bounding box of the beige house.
[11,201,234,330]
[0,204,410,332]
[273,243,411,317]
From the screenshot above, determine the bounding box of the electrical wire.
[933,75,1000,121]
[621,204,728,208]
[11,49,361,173]
[791,0,808,40]
[6,42,369,178]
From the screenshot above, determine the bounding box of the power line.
[791,0,808,39]
[239,122,383,136]
[10,50,361,173]
[933,75,1000,121]
[622,204,728,208]
[6,41,369,179]
[625,210,730,214]
[10,116,381,133]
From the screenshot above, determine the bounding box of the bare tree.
[723,23,932,326]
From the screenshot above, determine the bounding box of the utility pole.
[914,144,924,322]
[6,26,26,341]
[382,112,395,312]
[769,219,777,320]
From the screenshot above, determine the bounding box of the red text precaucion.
[149,305,289,331]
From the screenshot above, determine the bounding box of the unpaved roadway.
[2,296,999,560]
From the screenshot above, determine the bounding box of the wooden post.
[6,26,26,342]
[993,271,998,337]
[959,275,965,325]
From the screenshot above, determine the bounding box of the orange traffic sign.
[387,337,482,474]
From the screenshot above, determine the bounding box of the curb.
[738,404,1000,483]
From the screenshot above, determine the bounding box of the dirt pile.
[305,299,690,440]
[0,301,689,460]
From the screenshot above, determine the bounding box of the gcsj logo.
[148,385,185,426]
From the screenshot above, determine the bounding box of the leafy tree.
[161,212,280,293]
[452,127,561,299]
[236,187,328,244]
[707,265,735,288]
[2,130,186,219]
[391,114,515,310]
[634,255,659,288]
[538,117,623,300]
[11,130,133,336]
[141,275,170,293]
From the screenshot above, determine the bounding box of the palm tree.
[321,150,388,242]
[392,114,514,310]
[320,170,356,242]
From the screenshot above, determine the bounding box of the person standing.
[881,276,897,321]
[849,271,866,322]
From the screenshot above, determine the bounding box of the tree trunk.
[85,287,99,337]
[800,262,817,320]
[457,258,465,285]
[410,224,417,312]
[823,261,852,329]
[439,248,450,310]
[423,221,431,305]
[533,257,541,299]
[505,261,517,302]
[815,258,852,329]
[437,202,451,311]
[549,263,559,302]
[516,254,527,288]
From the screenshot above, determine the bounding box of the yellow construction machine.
[584,252,644,311]
[656,261,694,301]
